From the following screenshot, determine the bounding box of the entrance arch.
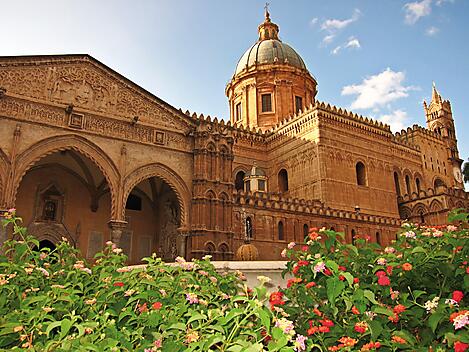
[123,174,183,262]
[15,139,115,257]
[12,135,119,218]
[0,149,9,208]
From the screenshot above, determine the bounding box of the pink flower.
[288,242,296,249]
[313,262,326,273]
[294,335,307,351]
[378,275,391,286]
[452,291,464,303]
[186,293,199,304]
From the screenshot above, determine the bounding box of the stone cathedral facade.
[0,11,467,263]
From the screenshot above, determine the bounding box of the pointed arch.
[429,200,443,213]
[123,163,191,229]
[12,135,119,217]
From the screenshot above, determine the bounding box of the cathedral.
[0,10,467,263]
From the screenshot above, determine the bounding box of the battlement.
[234,190,400,226]
[394,124,445,144]
[398,185,469,203]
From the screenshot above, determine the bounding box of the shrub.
[0,210,302,351]
[279,212,469,351]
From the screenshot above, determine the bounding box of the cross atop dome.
[258,3,279,41]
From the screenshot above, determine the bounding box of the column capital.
[108,219,128,230]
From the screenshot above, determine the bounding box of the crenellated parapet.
[234,190,400,225]
[395,124,445,144]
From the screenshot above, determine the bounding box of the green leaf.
[46,321,62,337]
[369,320,383,339]
[373,306,394,317]
[258,308,271,332]
[325,260,339,273]
[428,312,444,333]
[411,246,426,254]
[168,322,186,330]
[363,290,379,304]
[187,311,206,324]
[326,277,345,309]
[60,319,73,339]
[342,272,354,287]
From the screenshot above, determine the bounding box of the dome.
[235,39,307,76]
[236,243,259,261]
[245,165,266,177]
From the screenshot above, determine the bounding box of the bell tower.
[424,83,464,188]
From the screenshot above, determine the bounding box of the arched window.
[219,243,229,261]
[405,175,411,194]
[416,178,421,193]
[376,232,381,246]
[303,224,309,239]
[278,169,289,192]
[235,171,245,191]
[278,221,284,241]
[245,217,253,239]
[351,229,356,245]
[205,242,216,254]
[434,178,446,188]
[393,172,401,196]
[356,162,366,186]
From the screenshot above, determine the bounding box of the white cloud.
[322,34,336,45]
[331,37,361,55]
[341,68,417,110]
[426,26,440,36]
[378,110,409,132]
[310,17,318,26]
[403,0,432,25]
[436,0,454,5]
[320,9,361,45]
[345,37,361,49]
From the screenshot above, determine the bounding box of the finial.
[264,2,270,20]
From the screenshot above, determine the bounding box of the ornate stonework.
[0,14,467,263]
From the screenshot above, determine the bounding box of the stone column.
[177,227,190,259]
[108,220,128,247]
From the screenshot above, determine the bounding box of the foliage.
[463,161,469,184]
[279,219,469,351]
[0,210,302,351]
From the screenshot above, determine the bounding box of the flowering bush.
[0,211,303,351]
[280,212,469,351]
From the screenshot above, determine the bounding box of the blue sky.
[1,0,468,167]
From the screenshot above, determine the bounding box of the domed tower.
[225,7,317,131]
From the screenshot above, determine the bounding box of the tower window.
[295,96,303,114]
[405,175,411,194]
[356,162,366,186]
[258,179,266,191]
[126,194,142,211]
[278,169,289,192]
[416,178,421,193]
[246,217,253,239]
[235,171,245,191]
[393,172,401,196]
[235,102,242,121]
[376,232,381,246]
[278,221,284,241]
[261,94,272,112]
[303,224,309,239]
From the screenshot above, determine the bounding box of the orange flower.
[393,304,406,314]
[338,336,358,347]
[152,301,162,310]
[402,263,412,271]
[354,321,368,334]
[352,306,360,315]
[391,335,407,344]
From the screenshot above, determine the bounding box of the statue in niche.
[43,200,57,221]
[160,199,179,261]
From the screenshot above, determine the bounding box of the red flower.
[351,306,360,315]
[269,291,285,309]
[393,304,406,314]
[388,313,399,323]
[386,266,393,275]
[307,322,319,335]
[318,326,330,333]
[338,266,347,271]
[375,271,387,278]
[319,319,334,327]
[466,267,469,275]
[287,277,303,288]
[152,302,163,310]
[339,275,345,281]
[138,302,148,313]
[353,277,360,284]
[354,322,368,334]
[453,290,464,303]
[306,281,317,288]
[313,308,323,316]
[113,282,124,287]
[378,275,391,286]
[454,341,469,352]
[302,245,309,251]
[324,268,332,276]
